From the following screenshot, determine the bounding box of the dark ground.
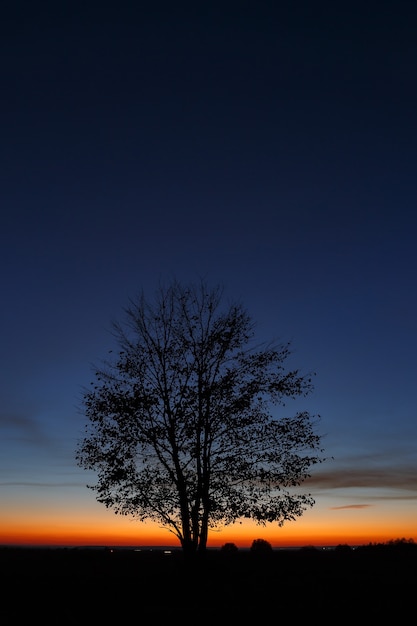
[2,542,416,620]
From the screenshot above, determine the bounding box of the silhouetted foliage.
[386,537,416,548]
[356,537,417,556]
[250,538,273,553]
[220,542,239,553]
[335,543,353,554]
[76,280,326,557]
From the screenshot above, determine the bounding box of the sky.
[1,0,416,548]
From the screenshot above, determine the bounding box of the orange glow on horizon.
[1,528,413,549]
[1,513,416,549]
[2,489,416,549]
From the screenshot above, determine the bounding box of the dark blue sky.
[1,0,416,545]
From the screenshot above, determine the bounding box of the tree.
[250,538,273,554]
[220,542,239,553]
[76,280,326,558]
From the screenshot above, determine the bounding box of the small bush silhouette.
[220,542,239,553]
[335,544,352,554]
[250,538,273,553]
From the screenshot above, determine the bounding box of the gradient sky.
[1,1,416,548]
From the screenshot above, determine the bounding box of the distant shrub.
[386,538,415,546]
[250,538,273,554]
[356,538,417,557]
[335,544,352,554]
[220,542,239,553]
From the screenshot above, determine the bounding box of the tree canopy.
[76,280,326,556]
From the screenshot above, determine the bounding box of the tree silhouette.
[76,280,326,558]
[250,538,273,553]
[221,542,239,553]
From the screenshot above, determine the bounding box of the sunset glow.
[1,497,415,548]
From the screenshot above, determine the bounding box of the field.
[2,542,416,620]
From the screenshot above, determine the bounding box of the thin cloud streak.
[0,481,87,488]
[0,412,54,447]
[306,464,417,491]
[330,504,372,510]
